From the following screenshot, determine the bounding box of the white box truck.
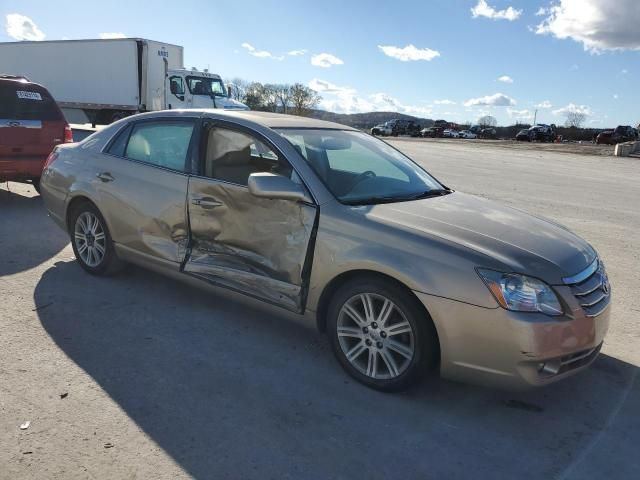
[0,38,248,124]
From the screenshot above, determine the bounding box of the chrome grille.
[563,259,611,317]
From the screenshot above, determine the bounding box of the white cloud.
[497,75,514,83]
[241,43,284,61]
[378,44,440,62]
[311,53,344,68]
[309,78,432,116]
[536,100,553,108]
[434,99,456,105]
[471,1,522,21]
[507,108,534,119]
[536,0,640,52]
[535,7,548,16]
[5,13,45,41]
[613,94,619,100]
[620,69,628,74]
[287,49,307,56]
[464,93,516,107]
[552,103,592,116]
[99,32,126,39]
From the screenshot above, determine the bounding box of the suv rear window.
[0,80,63,121]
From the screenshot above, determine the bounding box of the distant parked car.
[459,130,477,139]
[479,128,497,139]
[528,124,556,142]
[385,119,421,137]
[421,127,444,138]
[443,129,459,138]
[0,75,72,192]
[596,125,638,145]
[371,123,392,136]
[515,129,530,141]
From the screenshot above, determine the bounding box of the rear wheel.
[327,277,438,391]
[69,202,123,275]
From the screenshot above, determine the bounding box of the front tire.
[327,277,439,392]
[69,202,123,275]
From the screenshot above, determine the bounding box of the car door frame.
[182,117,320,313]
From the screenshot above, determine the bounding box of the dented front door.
[184,176,317,312]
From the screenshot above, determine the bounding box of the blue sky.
[2,0,638,127]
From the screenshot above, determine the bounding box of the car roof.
[141,109,358,131]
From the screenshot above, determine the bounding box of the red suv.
[0,75,72,192]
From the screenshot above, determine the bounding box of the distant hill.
[308,110,434,130]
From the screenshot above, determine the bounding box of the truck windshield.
[185,76,226,97]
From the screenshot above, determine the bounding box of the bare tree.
[243,82,266,110]
[565,111,586,128]
[265,84,292,114]
[290,83,321,116]
[225,77,250,103]
[478,115,497,128]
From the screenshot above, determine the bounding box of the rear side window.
[106,125,132,157]
[124,121,194,172]
[0,81,63,121]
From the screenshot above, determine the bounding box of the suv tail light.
[43,149,59,171]
[64,124,73,143]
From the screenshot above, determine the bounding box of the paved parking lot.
[1,140,639,479]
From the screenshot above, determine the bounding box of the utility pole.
[533,109,538,125]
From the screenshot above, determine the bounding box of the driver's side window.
[169,76,184,95]
[203,127,293,186]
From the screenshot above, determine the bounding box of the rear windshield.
[0,81,63,121]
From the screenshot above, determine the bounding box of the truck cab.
[165,69,248,111]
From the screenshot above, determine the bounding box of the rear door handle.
[96,172,114,182]
[191,197,223,209]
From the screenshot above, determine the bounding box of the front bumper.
[414,291,611,390]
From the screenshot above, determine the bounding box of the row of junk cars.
[372,118,639,145]
[371,119,497,139]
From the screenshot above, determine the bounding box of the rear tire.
[327,277,439,392]
[69,202,123,275]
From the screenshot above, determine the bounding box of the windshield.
[277,129,447,205]
[185,76,226,97]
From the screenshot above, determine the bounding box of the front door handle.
[96,172,114,182]
[191,197,223,209]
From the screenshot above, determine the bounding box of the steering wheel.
[347,170,376,192]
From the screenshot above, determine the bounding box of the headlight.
[477,269,563,316]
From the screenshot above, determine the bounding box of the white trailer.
[0,38,247,124]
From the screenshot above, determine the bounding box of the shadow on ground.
[35,260,639,480]
[0,186,69,276]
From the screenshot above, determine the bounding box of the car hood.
[368,192,596,284]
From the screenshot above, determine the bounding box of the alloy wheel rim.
[337,293,415,380]
[74,212,106,267]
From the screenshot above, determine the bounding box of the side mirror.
[248,173,311,203]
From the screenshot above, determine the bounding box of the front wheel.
[327,278,439,391]
[69,202,123,275]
